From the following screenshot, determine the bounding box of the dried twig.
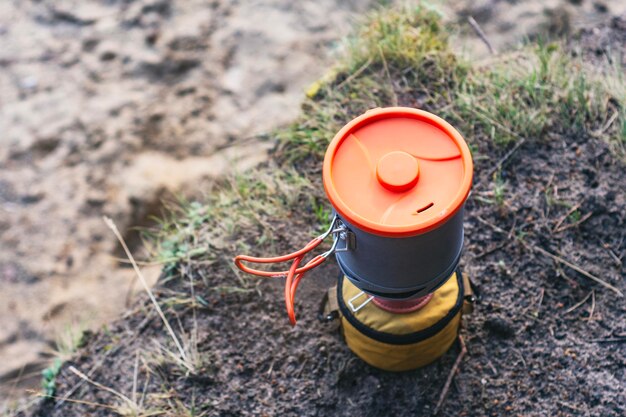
[558,401,585,412]
[475,216,510,236]
[55,339,122,408]
[589,337,626,343]
[601,240,622,267]
[563,291,593,314]
[32,390,119,411]
[554,211,593,234]
[484,137,527,180]
[552,203,581,232]
[467,16,495,55]
[555,265,579,288]
[590,110,619,138]
[529,244,623,297]
[131,349,139,406]
[587,290,596,321]
[434,335,466,415]
[536,287,545,309]
[473,241,510,260]
[336,57,372,90]
[68,366,134,406]
[513,348,527,367]
[378,45,398,106]
[104,217,189,364]
[475,216,623,297]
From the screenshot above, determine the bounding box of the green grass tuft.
[345,4,450,71]
[449,42,625,148]
[41,358,62,398]
[142,168,322,281]
[277,4,466,164]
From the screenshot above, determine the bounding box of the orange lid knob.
[376,151,420,192]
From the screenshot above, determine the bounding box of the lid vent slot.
[416,202,434,213]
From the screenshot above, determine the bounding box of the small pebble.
[19,76,38,90]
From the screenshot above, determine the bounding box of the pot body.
[334,207,465,299]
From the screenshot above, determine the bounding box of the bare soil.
[26,18,626,416]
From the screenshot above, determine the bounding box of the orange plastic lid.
[323,107,473,237]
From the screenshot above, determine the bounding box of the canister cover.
[323,107,473,237]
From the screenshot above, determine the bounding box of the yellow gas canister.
[330,271,473,372]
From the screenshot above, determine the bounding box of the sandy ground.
[448,0,626,58]
[1,0,625,403]
[0,0,377,396]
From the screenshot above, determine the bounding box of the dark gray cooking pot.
[323,107,473,300]
[333,208,464,299]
